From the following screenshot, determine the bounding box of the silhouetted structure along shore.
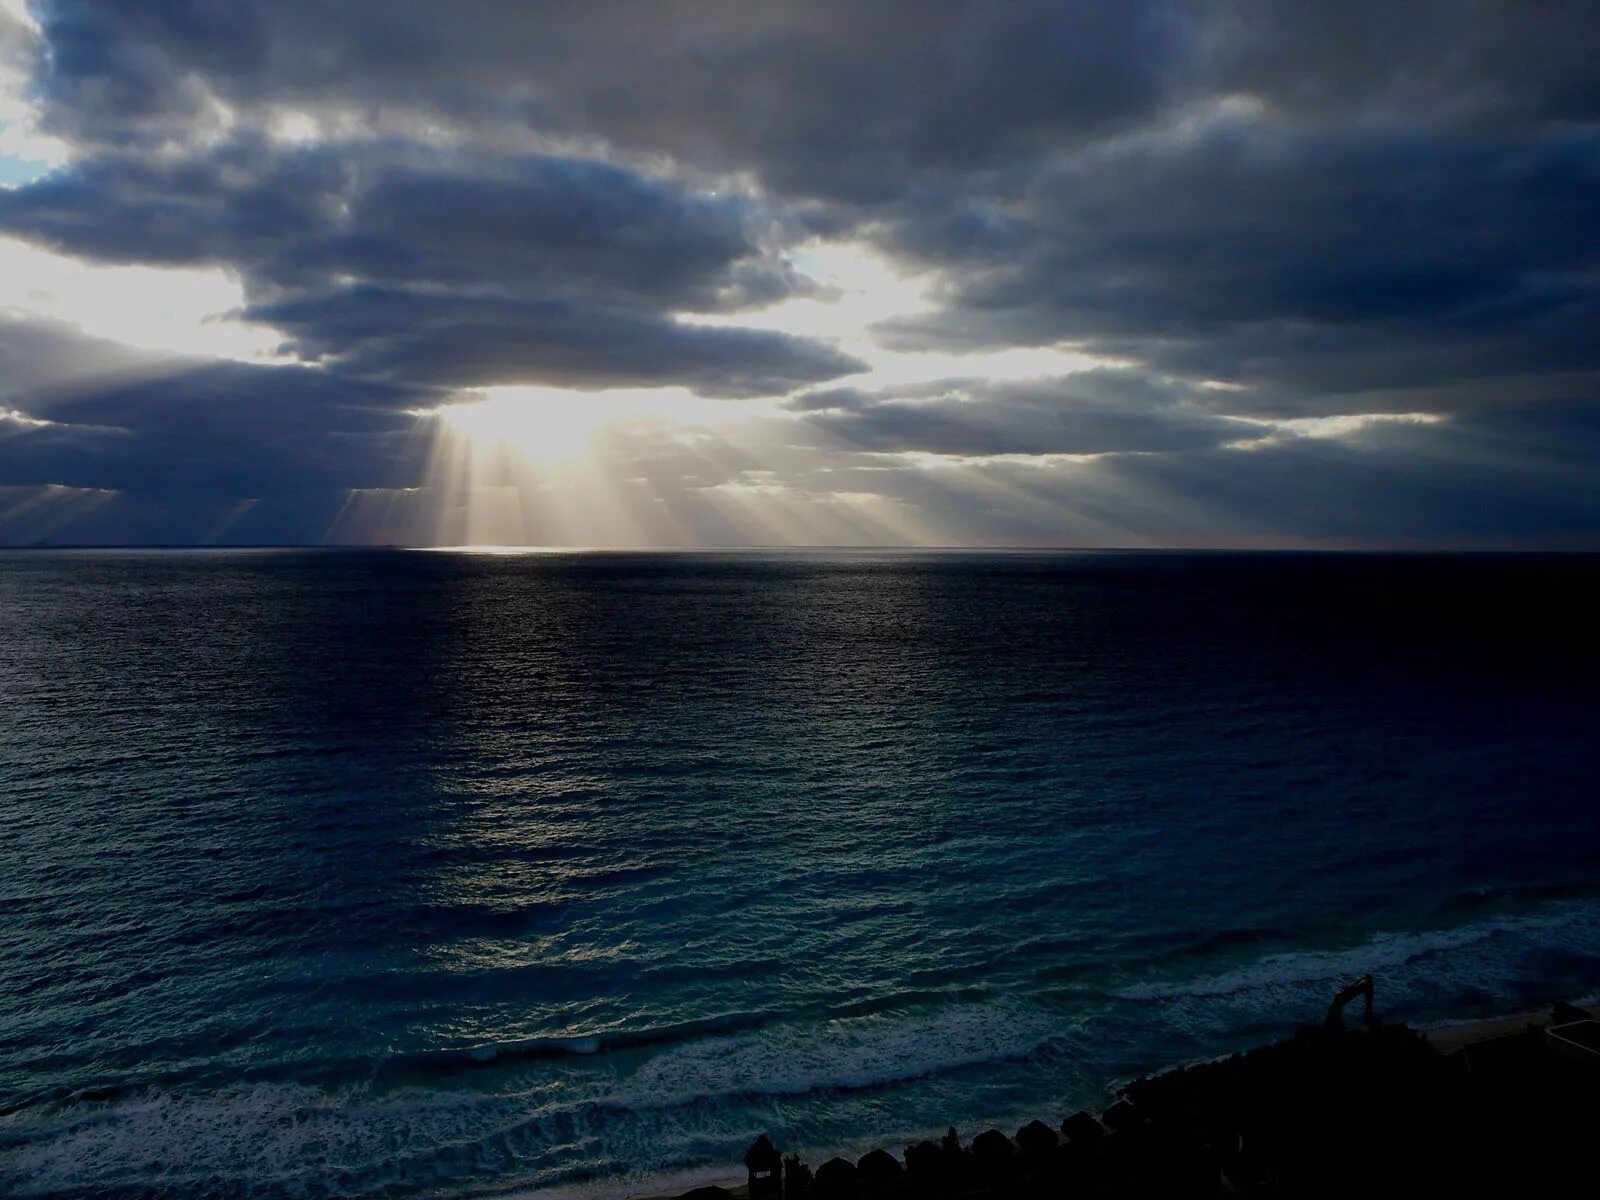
[656,991,1598,1200]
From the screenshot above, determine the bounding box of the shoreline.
[500,995,1599,1200]
[1416,1005,1561,1055]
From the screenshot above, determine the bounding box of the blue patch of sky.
[0,150,47,187]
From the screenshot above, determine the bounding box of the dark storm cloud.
[2,356,429,496]
[1095,402,1600,546]
[0,140,345,269]
[795,372,1251,456]
[0,312,163,399]
[0,139,856,393]
[550,399,1595,549]
[3,0,1599,544]
[698,401,1600,548]
[0,145,800,306]
[879,122,1600,408]
[247,286,862,395]
[1202,0,1600,131]
[26,2,1596,196]
[26,2,1191,199]
[782,388,869,414]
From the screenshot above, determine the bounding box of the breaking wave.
[1114,898,1600,1015]
[0,1000,1058,1199]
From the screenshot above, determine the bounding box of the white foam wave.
[0,1079,532,1197]
[0,1000,1056,1198]
[1114,900,1600,1004]
[622,1000,1053,1109]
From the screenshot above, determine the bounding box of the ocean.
[2,549,1598,1199]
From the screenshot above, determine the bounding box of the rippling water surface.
[3,550,1598,1198]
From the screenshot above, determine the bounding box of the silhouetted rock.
[856,1148,901,1189]
[784,1153,813,1199]
[928,1127,968,1190]
[1014,1119,1059,1157]
[745,1134,782,1200]
[679,1188,733,1200]
[1060,1110,1105,1145]
[1554,999,1592,1025]
[902,1140,941,1181]
[1102,1098,1140,1133]
[814,1156,858,1200]
[968,1128,1014,1172]
[651,1018,1600,1200]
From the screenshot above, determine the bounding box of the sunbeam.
[359,385,941,549]
[0,483,118,543]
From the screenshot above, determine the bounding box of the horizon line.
[3,543,1599,556]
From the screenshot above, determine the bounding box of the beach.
[599,998,1600,1200]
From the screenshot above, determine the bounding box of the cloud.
[2,350,429,497]
[242,285,860,395]
[877,120,1600,410]
[0,145,800,305]
[1,1,1597,545]
[25,3,1190,196]
[795,372,1252,456]
[727,399,1600,548]
[1200,0,1600,131]
[0,310,164,398]
[0,140,859,394]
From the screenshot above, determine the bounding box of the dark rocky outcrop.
[901,1139,940,1183]
[1014,1118,1058,1157]
[732,1003,1600,1200]
[1554,999,1590,1025]
[812,1156,857,1200]
[966,1128,1013,1178]
[1059,1109,1104,1146]
[855,1147,901,1190]
[782,1153,812,1199]
[1100,1097,1140,1133]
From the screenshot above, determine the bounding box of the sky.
[1,1,1597,548]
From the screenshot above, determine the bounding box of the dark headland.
[631,991,1598,1200]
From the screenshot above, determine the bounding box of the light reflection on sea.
[2,549,1598,1198]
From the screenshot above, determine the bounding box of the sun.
[424,384,755,466]
[393,384,769,548]
[431,388,614,466]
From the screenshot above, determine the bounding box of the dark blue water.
[3,550,1598,1199]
